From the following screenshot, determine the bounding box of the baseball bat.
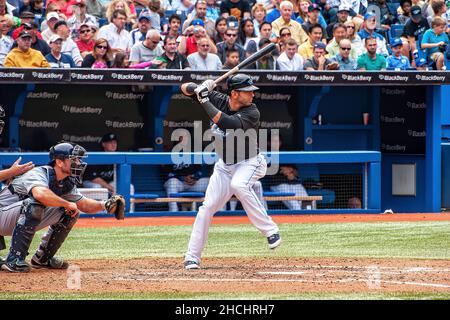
[213,42,277,85]
[185,43,276,94]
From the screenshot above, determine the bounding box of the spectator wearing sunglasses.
[331,39,357,70]
[129,29,163,65]
[326,23,357,59]
[11,21,51,57]
[81,38,113,68]
[216,26,246,64]
[76,23,96,58]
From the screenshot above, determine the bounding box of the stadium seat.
[389,24,404,40]
[386,3,401,16]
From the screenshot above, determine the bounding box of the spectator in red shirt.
[178,19,217,56]
[76,23,96,58]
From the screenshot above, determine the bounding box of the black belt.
[7,185,27,201]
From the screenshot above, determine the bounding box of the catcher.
[0,142,125,273]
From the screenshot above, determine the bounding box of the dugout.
[0,69,449,214]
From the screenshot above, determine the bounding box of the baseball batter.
[180,74,281,270]
[0,142,125,273]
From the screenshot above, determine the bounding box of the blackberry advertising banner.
[19,85,150,151]
[380,86,426,155]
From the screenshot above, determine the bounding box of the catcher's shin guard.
[33,211,79,264]
[6,199,45,262]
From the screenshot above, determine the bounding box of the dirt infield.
[75,213,450,229]
[1,257,450,295]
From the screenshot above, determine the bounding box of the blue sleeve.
[422,30,431,44]
[386,56,393,68]
[69,56,76,68]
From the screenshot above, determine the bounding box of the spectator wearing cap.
[11,21,51,56]
[82,37,112,68]
[67,0,98,40]
[159,35,190,69]
[331,38,358,70]
[421,16,449,70]
[357,35,387,70]
[182,0,215,39]
[53,19,83,66]
[187,36,222,70]
[0,15,14,66]
[326,23,358,59]
[272,1,308,46]
[216,25,246,64]
[298,23,323,59]
[45,34,76,68]
[326,4,350,41]
[85,0,106,20]
[12,13,43,40]
[179,21,217,56]
[415,57,429,70]
[403,5,430,55]
[3,31,50,67]
[276,38,304,70]
[359,12,389,56]
[18,11,36,24]
[304,41,339,70]
[220,0,251,21]
[386,37,411,69]
[129,11,152,47]
[97,9,131,53]
[300,3,328,39]
[41,12,61,43]
[129,29,164,65]
[75,23,96,58]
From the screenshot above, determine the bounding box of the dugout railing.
[0,151,381,217]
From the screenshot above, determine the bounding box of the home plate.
[258,271,306,275]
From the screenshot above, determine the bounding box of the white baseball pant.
[185,154,279,264]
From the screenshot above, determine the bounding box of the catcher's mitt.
[105,195,125,220]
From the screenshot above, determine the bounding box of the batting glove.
[194,84,210,103]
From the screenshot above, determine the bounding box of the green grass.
[27,221,450,260]
[1,220,450,300]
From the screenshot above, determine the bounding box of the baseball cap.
[308,3,321,12]
[138,10,152,21]
[390,38,403,47]
[19,11,35,19]
[18,31,32,39]
[364,12,377,20]
[338,4,350,12]
[53,20,68,30]
[313,41,326,50]
[49,34,63,43]
[101,133,118,143]
[415,58,427,67]
[46,12,60,21]
[191,19,204,27]
[22,21,38,29]
[411,5,422,18]
[227,74,259,92]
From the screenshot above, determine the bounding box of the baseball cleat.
[184,260,200,270]
[267,233,281,249]
[1,258,31,273]
[31,256,69,270]
[0,256,6,267]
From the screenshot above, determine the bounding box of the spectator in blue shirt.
[421,16,449,70]
[358,12,389,56]
[45,34,76,68]
[332,39,358,70]
[386,38,411,70]
[415,57,429,70]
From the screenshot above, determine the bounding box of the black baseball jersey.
[205,91,260,164]
[403,17,430,40]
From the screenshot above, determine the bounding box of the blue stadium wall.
[0,71,448,213]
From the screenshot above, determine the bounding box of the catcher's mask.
[49,142,88,183]
[0,105,5,135]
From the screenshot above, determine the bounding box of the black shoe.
[267,233,282,249]
[1,258,31,273]
[31,256,69,270]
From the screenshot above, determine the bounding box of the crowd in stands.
[1,0,450,70]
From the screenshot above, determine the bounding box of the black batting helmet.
[49,142,88,182]
[227,74,259,92]
[0,105,5,135]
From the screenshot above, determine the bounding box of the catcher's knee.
[20,198,45,228]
